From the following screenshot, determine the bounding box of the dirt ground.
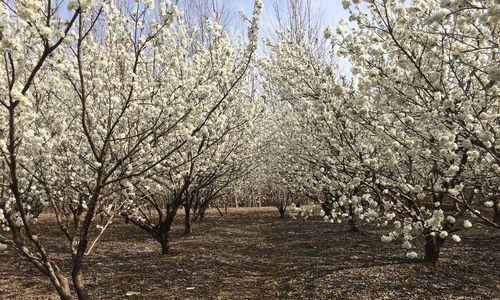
[0,207,499,299]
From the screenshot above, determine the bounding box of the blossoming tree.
[118,0,263,253]
[262,0,499,264]
[0,0,261,298]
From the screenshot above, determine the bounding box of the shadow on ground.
[0,207,498,299]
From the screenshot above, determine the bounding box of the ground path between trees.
[0,207,499,299]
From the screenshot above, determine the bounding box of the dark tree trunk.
[71,187,103,300]
[347,203,358,231]
[215,205,224,217]
[196,204,207,222]
[424,234,444,264]
[184,204,191,236]
[277,206,286,218]
[160,234,169,255]
[349,218,357,231]
[494,201,500,224]
[72,267,88,300]
[158,204,178,255]
[321,202,332,216]
[158,220,172,255]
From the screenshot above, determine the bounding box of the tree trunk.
[349,218,357,231]
[160,234,169,255]
[71,266,89,300]
[424,234,444,264]
[71,188,102,300]
[184,204,191,236]
[278,206,286,218]
[321,202,332,216]
[158,206,177,255]
[191,211,198,223]
[494,200,500,224]
[53,272,72,300]
[197,204,207,222]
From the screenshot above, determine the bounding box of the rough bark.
[199,208,206,221]
[158,204,178,255]
[494,200,500,224]
[321,202,332,217]
[160,234,170,255]
[424,234,444,264]
[277,206,286,218]
[54,274,72,300]
[184,204,192,236]
[349,218,358,232]
[72,268,88,300]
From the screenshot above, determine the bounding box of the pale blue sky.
[195,0,356,75]
[60,1,349,34]
[235,0,352,74]
[60,0,353,73]
[234,0,349,35]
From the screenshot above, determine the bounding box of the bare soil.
[0,207,499,299]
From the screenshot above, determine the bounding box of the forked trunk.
[158,206,177,255]
[52,271,72,300]
[57,287,72,300]
[277,206,286,218]
[71,189,102,300]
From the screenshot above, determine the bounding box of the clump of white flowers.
[323,27,333,39]
[261,0,500,265]
[0,0,267,297]
[463,220,472,228]
[426,210,444,231]
[289,204,319,220]
[439,231,448,239]
[484,201,494,208]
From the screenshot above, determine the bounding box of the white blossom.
[439,231,448,239]
[463,220,472,228]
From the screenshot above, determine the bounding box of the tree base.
[424,235,443,264]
